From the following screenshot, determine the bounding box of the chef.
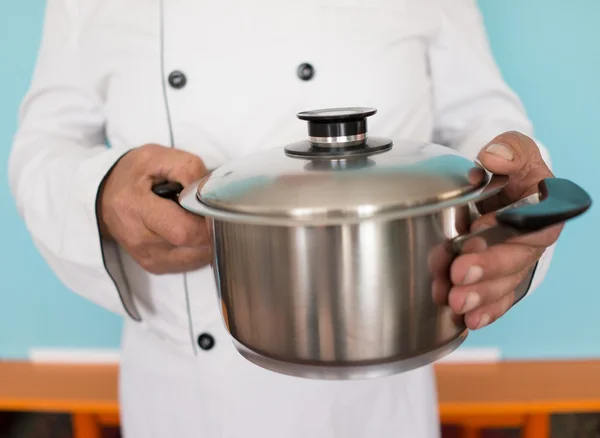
[9,0,563,437]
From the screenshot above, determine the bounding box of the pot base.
[232,331,468,380]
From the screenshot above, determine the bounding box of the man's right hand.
[98,144,211,275]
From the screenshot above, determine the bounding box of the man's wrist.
[95,152,130,242]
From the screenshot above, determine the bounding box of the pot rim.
[179,172,509,226]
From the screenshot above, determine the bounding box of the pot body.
[160,107,592,379]
[208,202,476,379]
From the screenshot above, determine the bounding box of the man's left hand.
[448,132,563,330]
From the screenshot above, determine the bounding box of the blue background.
[1,1,598,359]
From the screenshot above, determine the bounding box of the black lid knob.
[296,107,377,148]
[284,107,391,159]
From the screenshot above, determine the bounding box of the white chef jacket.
[8,0,556,437]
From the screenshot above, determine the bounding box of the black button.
[168,70,187,89]
[297,63,315,81]
[197,333,215,351]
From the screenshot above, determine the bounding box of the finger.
[477,131,554,199]
[138,144,209,186]
[137,244,212,275]
[464,292,515,330]
[104,200,165,249]
[431,278,451,306]
[160,150,208,186]
[140,194,210,247]
[128,239,173,263]
[451,242,542,286]
[163,245,212,273]
[123,225,166,251]
[448,272,523,315]
[428,244,454,305]
[428,243,453,277]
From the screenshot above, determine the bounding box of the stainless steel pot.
[152,107,591,380]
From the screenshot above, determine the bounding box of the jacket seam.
[159,0,198,355]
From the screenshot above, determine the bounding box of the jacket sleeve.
[7,0,141,320]
[427,0,555,300]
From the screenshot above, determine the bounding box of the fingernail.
[485,143,514,161]
[477,313,492,329]
[462,265,483,285]
[461,292,481,313]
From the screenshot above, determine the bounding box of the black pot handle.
[496,178,591,231]
[452,178,592,252]
[151,181,184,202]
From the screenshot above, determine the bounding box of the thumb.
[142,144,209,186]
[477,131,554,198]
[163,149,208,187]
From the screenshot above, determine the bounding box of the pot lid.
[195,107,489,221]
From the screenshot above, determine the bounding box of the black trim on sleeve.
[94,151,142,322]
[513,261,539,307]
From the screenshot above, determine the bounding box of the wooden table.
[1,360,600,438]
[436,360,600,437]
